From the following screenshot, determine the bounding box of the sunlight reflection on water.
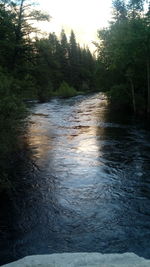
[1,93,150,265]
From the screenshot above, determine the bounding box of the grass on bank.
[54,81,78,97]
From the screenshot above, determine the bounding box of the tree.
[59,29,69,83]
[5,0,50,70]
[0,0,51,99]
[0,1,16,69]
[112,0,127,21]
[68,30,79,88]
[96,0,150,114]
[128,0,145,12]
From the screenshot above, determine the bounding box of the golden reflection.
[67,96,108,157]
[27,121,52,160]
[26,94,108,165]
[68,108,107,160]
[74,126,105,157]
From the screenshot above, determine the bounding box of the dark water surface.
[0,93,150,265]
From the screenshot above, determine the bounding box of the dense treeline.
[0,0,150,121]
[95,0,150,115]
[35,30,96,101]
[0,0,96,118]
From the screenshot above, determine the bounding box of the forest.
[0,1,150,264]
[0,0,150,122]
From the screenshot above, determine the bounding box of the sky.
[38,0,112,50]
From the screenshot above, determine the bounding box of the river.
[0,93,150,265]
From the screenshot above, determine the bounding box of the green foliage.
[37,81,54,102]
[0,95,26,120]
[0,68,12,94]
[0,69,27,122]
[107,84,131,107]
[35,30,96,95]
[0,2,16,69]
[55,81,78,97]
[95,0,150,114]
[112,0,127,21]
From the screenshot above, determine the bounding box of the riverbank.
[2,253,150,267]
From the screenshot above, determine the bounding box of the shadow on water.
[0,93,150,265]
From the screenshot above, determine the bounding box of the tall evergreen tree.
[69,30,79,88]
[6,0,50,71]
[60,29,69,83]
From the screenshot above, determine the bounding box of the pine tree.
[60,29,69,83]
[68,30,78,88]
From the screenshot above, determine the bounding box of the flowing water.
[0,93,150,265]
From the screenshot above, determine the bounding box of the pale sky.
[38,0,112,50]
